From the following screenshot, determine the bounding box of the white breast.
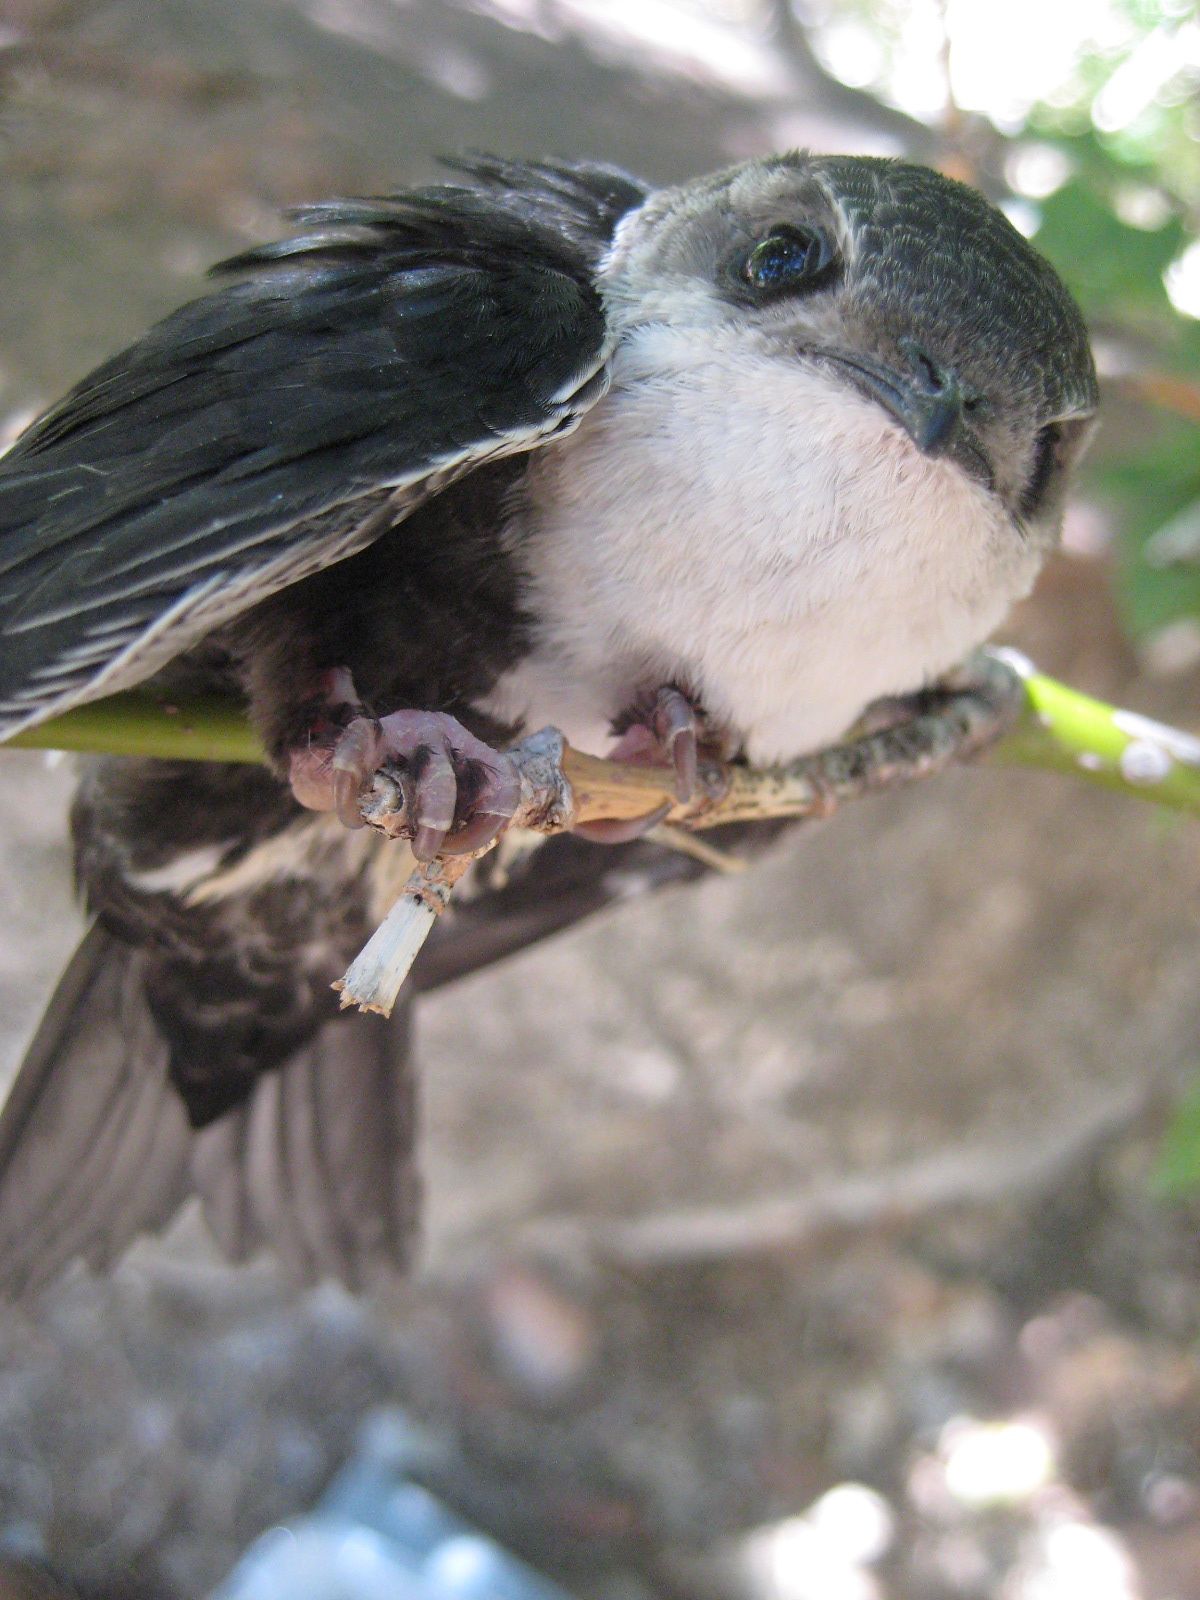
[483,323,1040,765]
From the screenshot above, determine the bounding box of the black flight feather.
[0,158,646,738]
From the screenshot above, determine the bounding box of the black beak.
[820,346,966,457]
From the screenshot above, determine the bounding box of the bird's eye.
[1021,422,1062,516]
[742,225,837,296]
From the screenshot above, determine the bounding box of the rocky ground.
[3,5,1200,1598]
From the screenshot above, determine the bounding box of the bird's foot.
[289,673,518,861]
[574,685,704,845]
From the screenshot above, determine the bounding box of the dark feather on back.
[0,158,646,739]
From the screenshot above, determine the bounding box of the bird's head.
[599,153,1098,548]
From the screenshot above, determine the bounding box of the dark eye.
[1021,422,1061,516]
[742,225,837,296]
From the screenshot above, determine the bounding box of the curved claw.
[332,768,368,831]
[609,685,701,804]
[654,687,698,802]
[330,718,383,830]
[574,801,673,845]
[443,759,522,855]
[408,738,459,861]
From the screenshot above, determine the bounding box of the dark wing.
[0,795,785,1294]
[0,924,418,1294]
[0,158,646,738]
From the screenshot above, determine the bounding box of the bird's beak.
[819,350,965,457]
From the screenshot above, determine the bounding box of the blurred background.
[3,1,1200,1596]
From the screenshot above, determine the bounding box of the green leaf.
[1152,1079,1200,1196]
[1086,418,1200,636]
[1034,171,1186,329]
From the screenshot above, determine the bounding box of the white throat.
[482,322,1040,765]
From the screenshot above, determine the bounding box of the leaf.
[1152,1078,1200,1196]
[1034,172,1186,328]
[1143,495,1200,567]
[1082,418,1200,636]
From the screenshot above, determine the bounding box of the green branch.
[3,692,264,764]
[5,651,1200,821]
[989,647,1200,817]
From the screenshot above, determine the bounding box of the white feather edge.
[0,350,612,739]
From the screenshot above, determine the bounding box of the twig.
[334,655,1026,1014]
[332,854,474,1017]
[517,1081,1152,1268]
[3,691,264,764]
[332,727,578,1015]
[993,646,1200,808]
[1115,371,1200,427]
[7,651,1200,1015]
[10,651,1200,821]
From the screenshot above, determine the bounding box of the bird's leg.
[574,684,705,844]
[287,670,519,861]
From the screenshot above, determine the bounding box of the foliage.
[1152,1078,1200,1195]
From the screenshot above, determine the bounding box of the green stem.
[3,693,264,764]
[989,648,1200,818]
[5,651,1200,820]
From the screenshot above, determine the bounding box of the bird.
[0,152,1098,1292]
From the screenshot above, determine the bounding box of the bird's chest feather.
[486,326,1042,764]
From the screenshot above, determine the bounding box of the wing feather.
[0,928,192,1293]
[0,159,646,737]
[0,924,421,1293]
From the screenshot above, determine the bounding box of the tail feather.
[0,926,191,1292]
[0,924,418,1295]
